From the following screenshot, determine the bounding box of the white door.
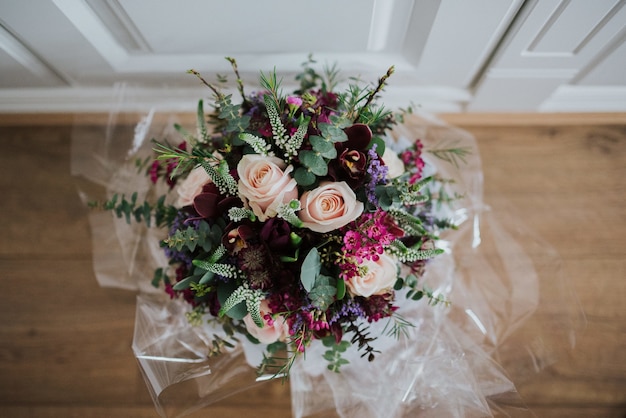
[0,0,624,112]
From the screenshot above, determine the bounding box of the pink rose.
[243,300,290,344]
[298,181,364,233]
[346,252,398,297]
[176,166,212,208]
[237,155,298,221]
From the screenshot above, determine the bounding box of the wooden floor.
[0,113,624,417]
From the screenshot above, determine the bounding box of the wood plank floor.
[0,113,624,417]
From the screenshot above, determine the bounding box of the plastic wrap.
[72,91,582,417]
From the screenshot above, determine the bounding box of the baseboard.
[0,85,469,114]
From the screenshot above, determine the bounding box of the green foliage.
[185,306,205,326]
[322,336,350,373]
[388,239,444,263]
[162,220,218,253]
[300,247,337,310]
[299,150,328,176]
[257,346,297,381]
[382,312,415,340]
[151,267,168,288]
[422,178,465,212]
[276,199,303,228]
[228,206,256,222]
[308,275,337,311]
[193,244,241,280]
[216,94,251,133]
[197,159,239,197]
[189,282,214,297]
[294,167,316,186]
[427,140,472,168]
[308,135,337,159]
[374,184,401,211]
[218,284,264,327]
[196,99,210,144]
[300,247,320,292]
[294,122,347,186]
[259,69,283,111]
[394,274,451,307]
[387,208,428,236]
[318,123,348,143]
[294,54,340,95]
[207,333,239,358]
[239,132,271,155]
[94,193,177,228]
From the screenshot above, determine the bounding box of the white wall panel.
[471,0,626,111]
[0,24,66,87]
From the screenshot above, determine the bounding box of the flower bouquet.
[74,57,580,417]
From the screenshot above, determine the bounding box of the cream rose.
[298,181,364,233]
[382,147,405,179]
[176,166,212,208]
[243,300,290,344]
[237,155,298,221]
[346,252,398,297]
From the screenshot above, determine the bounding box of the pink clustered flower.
[339,210,404,281]
[149,141,187,188]
[400,139,425,184]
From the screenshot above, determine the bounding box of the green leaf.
[300,247,320,292]
[299,150,328,176]
[336,277,346,300]
[173,276,196,291]
[319,123,347,143]
[198,270,215,285]
[368,136,386,157]
[217,282,247,320]
[294,167,316,186]
[197,100,210,143]
[309,275,336,310]
[309,135,337,159]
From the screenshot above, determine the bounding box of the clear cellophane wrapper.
[72,91,583,417]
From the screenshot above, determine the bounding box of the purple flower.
[365,144,388,205]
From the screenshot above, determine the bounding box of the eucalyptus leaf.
[300,150,328,176]
[300,247,320,292]
[309,135,337,159]
[294,167,316,186]
[309,276,337,310]
[319,123,347,143]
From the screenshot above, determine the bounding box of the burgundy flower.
[222,223,255,254]
[330,123,373,187]
[259,218,292,252]
[193,182,240,219]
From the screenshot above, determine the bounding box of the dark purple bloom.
[330,123,373,188]
[259,218,292,252]
[193,182,240,220]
